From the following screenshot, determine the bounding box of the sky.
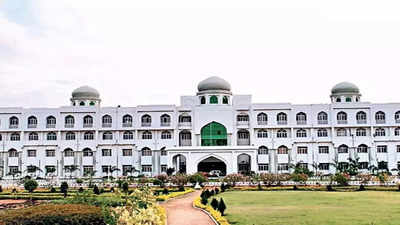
[1,0,400,108]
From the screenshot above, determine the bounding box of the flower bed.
[193,196,230,225]
[156,188,194,201]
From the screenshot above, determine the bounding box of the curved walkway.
[162,190,216,225]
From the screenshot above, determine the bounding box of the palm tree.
[25,165,43,178]
[45,167,57,187]
[110,166,120,178]
[347,157,360,176]
[7,170,21,180]
[84,170,97,187]
[64,165,80,179]
[368,164,378,175]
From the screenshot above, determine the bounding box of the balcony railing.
[396,119,400,124]
[318,120,328,125]
[296,120,306,125]
[376,119,386,124]
[179,140,192,147]
[161,122,170,127]
[357,119,367,124]
[237,139,250,146]
[27,124,37,128]
[277,121,287,125]
[257,121,267,125]
[142,122,151,127]
[102,123,112,128]
[123,122,132,127]
[65,124,74,128]
[337,120,347,124]
[46,124,56,128]
[83,123,93,128]
[237,121,249,126]
[178,122,192,127]
[9,124,18,129]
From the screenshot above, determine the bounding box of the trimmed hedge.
[0,204,105,225]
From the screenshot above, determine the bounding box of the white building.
[1,76,400,179]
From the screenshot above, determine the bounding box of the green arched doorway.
[201,122,227,146]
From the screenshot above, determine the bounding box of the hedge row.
[156,188,194,201]
[0,204,105,225]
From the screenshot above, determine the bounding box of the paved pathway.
[162,190,216,225]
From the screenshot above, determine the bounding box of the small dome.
[331,82,359,95]
[72,85,100,99]
[197,76,231,92]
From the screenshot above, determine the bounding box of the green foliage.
[211,198,219,210]
[162,188,169,195]
[78,187,84,193]
[50,186,56,193]
[122,182,129,193]
[93,185,100,195]
[218,198,227,216]
[201,194,208,205]
[290,173,309,184]
[76,178,83,184]
[166,167,175,176]
[60,182,69,198]
[333,173,350,186]
[189,173,208,185]
[24,179,38,193]
[291,163,314,177]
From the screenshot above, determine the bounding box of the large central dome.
[197,76,231,92]
[331,82,359,95]
[72,85,100,99]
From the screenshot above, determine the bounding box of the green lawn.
[218,191,400,225]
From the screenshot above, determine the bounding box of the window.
[27,116,37,128]
[179,130,192,146]
[257,130,268,138]
[46,149,55,157]
[142,131,152,139]
[84,131,94,140]
[210,95,218,104]
[102,115,112,127]
[66,132,75,140]
[337,111,347,124]
[161,131,172,139]
[200,96,206,104]
[375,111,386,124]
[161,148,167,156]
[123,131,134,140]
[258,164,269,171]
[356,111,367,124]
[338,145,348,153]
[179,114,191,123]
[359,162,368,169]
[122,114,133,127]
[395,128,400,136]
[102,166,110,173]
[345,97,352,102]
[317,129,328,137]
[64,148,74,157]
[45,166,56,174]
[102,132,113,140]
[47,132,57,140]
[142,147,152,156]
[46,116,56,128]
[377,145,387,153]
[161,165,167,173]
[65,115,75,128]
[337,128,347,137]
[375,128,385,137]
[28,132,38,141]
[278,163,289,171]
[336,97,341,102]
[27,165,37,173]
[296,112,307,125]
[277,146,288,154]
[142,165,152,172]
[8,166,19,174]
[10,132,20,141]
[83,148,93,157]
[9,116,19,128]
[378,161,388,170]
[80,101,85,106]
[296,129,307,138]
[8,149,18,157]
[395,111,400,123]
[0,134,2,141]
[297,147,308,154]
[223,96,229,104]
[317,112,328,124]
[338,162,349,171]
[141,114,151,126]
[122,165,132,176]
[318,163,329,170]
[258,146,268,155]
[277,112,287,125]
[356,128,366,137]
[257,113,268,125]
[90,101,95,106]
[318,146,329,154]
[237,130,250,146]
[123,149,132,156]
[83,166,94,176]
[83,115,93,127]
[160,114,171,126]
[357,144,368,153]
[102,149,112,157]
[237,114,249,123]
[397,145,400,153]
[277,129,287,138]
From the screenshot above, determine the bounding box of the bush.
[189,173,208,185]
[0,185,2,193]
[358,184,366,191]
[24,179,38,193]
[60,182,69,198]
[162,188,169,195]
[218,198,227,216]
[215,188,220,195]
[333,173,350,186]
[50,186,56,193]
[327,185,334,191]
[0,204,105,225]
[221,183,226,192]
[201,195,208,205]
[78,187,84,193]
[122,182,129,193]
[93,185,100,195]
[211,198,219,210]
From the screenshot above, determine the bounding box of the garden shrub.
[24,179,38,193]
[193,197,230,225]
[122,182,129,193]
[93,185,100,195]
[327,185,334,191]
[0,185,2,193]
[162,188,169,195]
[188,172,208,185]
[333,173,350,186]
[215,188,220,194]
[358,184,366,191]
[218,198,227,216]
[60,182,69,198]
[50,186,56,193]
[211,198,219,210]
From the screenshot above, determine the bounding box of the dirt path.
[162,190,216,225]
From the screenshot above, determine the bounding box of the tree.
[218,198,227,216]
[188,173,208,185]
[24,179,38,202]
[347,157,360,176]
[60,181,69,198]
[122,182,129,193]
[64,165,79,179]
[211,198,219,210]
[289,162,313,177]
[25,165,43,178]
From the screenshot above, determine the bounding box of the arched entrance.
[172,154,186,174]
[201,122,227,146]
[238,154,251,174]
[197,156,227,176]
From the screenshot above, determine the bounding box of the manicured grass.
[219,191,400,225]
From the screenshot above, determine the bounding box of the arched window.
[9,116,19,128]
[338,145,348,153]
[66,131,75,140]
[357,144,368,153]
[160,114,171,126]
[277,129,287,138]
[210,95,218,104]
[65,115,75,128]
[47,132,57,141]
[258,146,268,155]
[296,112,307,125]
[102,131,113,140]
[178,113,191,124]
[356,128,366,137]
[142,131,152,139]
[237,129,250,146]
[10,132,20,141]
[80,101,85,106]
[83,148,93,157]
[395,111,400,123]
[179,130,192,146]
[161,147,167,156]
[123,131,133,140]
[46,116,56,128]
[257,129,268,138]
[64,148,74,157]
[201,122,226,146]
[89,101,95,106]
[223,96,229,104]
[317,128,328,137]
[161,131,172,139]
[28,132,38,141]
[277,145,289,154]
[83,115,93,127]
[395,127,400,136]
[345,97,352,102]
[237,114,249,124]
[142,147,152,156]
[277,112,287,125]
[102,115,112,127]
[27,116,37,128]
[141,114,152,127]
[317,111,328,124]
[257,113,268,125]
[200,96,206,104]
[0,134,2,141]
[375,111,386,124]
[296,129,307,138]
[84,131,94,140]
[122,114,133,127]
[375,128,385,137]
[337,128,347,137]
[8,149,18,157]
[356,111,367,124]
[337,111,347,124]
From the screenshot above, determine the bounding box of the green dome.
[331,82,359,95]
